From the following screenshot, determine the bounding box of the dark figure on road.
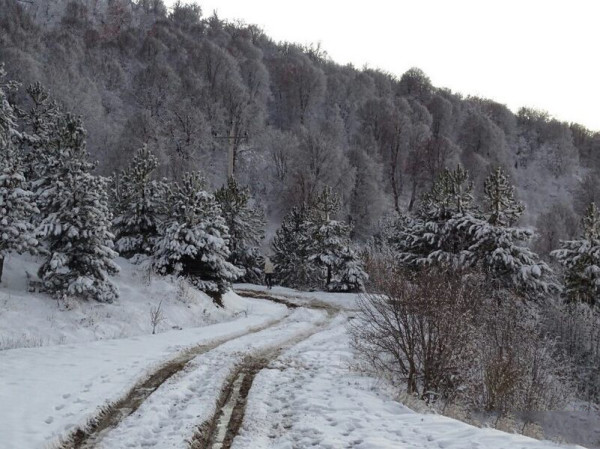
[264,257,274,289]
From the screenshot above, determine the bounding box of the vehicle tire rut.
[56,316,288,449]
[189,316,336,449]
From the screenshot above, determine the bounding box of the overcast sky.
[166,0,600,131]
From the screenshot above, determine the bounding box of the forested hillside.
[2,0,598,247]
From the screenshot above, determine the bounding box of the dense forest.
[2,0,599,248]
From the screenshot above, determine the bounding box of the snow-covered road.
[232,312,584,449]
[0,287,587,449]
[0,297,288,449]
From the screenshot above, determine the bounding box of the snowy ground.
[0,302,289,449]
[233,313,585,449]
[0,255,262,350]
[234,283,361,310]
[0,278,591,449]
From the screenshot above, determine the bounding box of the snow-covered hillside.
[0,254,270,350]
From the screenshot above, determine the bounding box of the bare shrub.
[149,300,165,335]
[349,256,482,403]
[468,295,572,415]
[351,255,572,420]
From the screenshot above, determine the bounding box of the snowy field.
[0,301,288,449]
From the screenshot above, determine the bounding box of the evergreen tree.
[484,167,524,226]
[272,203,318,289]
[310,187,367,292]
[397,166,553,294]
[153,172,242,302]
[22,85,121,302]
[215,178,265,283]
[38,173,120,302]
[398,166,477,268]
[0,68,39,282]
[113,146,168,258]
[552,202,600,306]
[419,165,475,220]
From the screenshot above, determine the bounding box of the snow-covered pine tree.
[21,83,63,209]
[468,167,552,293]
[112,146,168,258]
[397,166,553,294]
[215,178,265,283]
[397,165,477,268]
[271,203,318,289]
[0,67,39,282]
[153,172,242,303]
[484,167,525,226]
[25,89,120,302]
[420,165,475,220]
[552,202,600,306]
[310,186,367,292]
[38,172,120,302]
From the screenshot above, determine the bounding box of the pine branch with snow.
[552,202,600,306]
[153,172,242,300]
[112,146,169,258]
[215,178,265,283]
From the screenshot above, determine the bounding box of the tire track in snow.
[55,314,289,449]
[191,291,341,449]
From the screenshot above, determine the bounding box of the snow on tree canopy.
[38,172,120,302]
[215,178,265,284]
[112,145,169,258]
[396,166,554,295]
[0,66,39,282]
[153,172,242,300]
[552,202,600,306]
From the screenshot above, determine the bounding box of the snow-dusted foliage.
[552,202,600,306]
[112,146,168,258]
[38,173,119,302]
[484,167,525,226]
[272,203,318,289]
[396,166,552,294]
[214,178,265,283]
[272,187,366,292]
[310,187,367,292]
[22,84,121,302]
[153,172,242,299]
[0,67,39,281]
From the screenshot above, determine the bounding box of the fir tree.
[397,166,553,294]
[419,165,475,220]
[484,167,524,226]
[153,172,242,302]
[113,146,168,258]
[310,187,367,292]
[215,178,265,283]
[552,202,600,306]
[0,67,39,282]
[38,173,120,302]
[272,203,318,289]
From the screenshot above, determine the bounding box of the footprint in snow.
[44,416,54,424]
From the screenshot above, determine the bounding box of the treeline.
[0,70,365,301]
[1,0,599,246]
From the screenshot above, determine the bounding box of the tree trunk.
[408,178,418,212]
[0,256,4,283]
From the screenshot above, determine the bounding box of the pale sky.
[167,0,600,131]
